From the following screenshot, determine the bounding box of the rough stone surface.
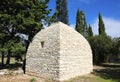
[26,22,93,81]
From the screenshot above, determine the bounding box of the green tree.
[5,38,25,65]
[0,24,25,66]
[98,13,106,36]
[0,0,50,49]
[89,13,112,64]
[75,9,87,37]
[88,25,93,37]
[0,30,25,66]
[0,0,51,70]
[16,0,51,73]
[90,35,112,64]
[112,37,120,58]
[87,25,93,45]
[55,0,69,24]
[0,28,6,68]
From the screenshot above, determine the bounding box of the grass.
[64,76,115,82]
[90,76,115,82]
[30,78,36,82]
[63,63,120,82]
[94,63,120,82]
[44,64,120,82]
[45,75,115,82]
[0,57,16,65]
[0,57,22,70]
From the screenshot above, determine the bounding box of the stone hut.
[26,22,93,81]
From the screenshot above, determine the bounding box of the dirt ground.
[0,74,96,82]
[0,64,120,82]
[0,74,45,82]
[0,66,104,82]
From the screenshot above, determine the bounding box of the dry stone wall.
[26,22,93,81]
[59,23,93,80]
[26,24,60,80]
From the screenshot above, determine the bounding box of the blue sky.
[48,0,120,37]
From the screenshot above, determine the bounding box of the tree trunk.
[6,50,11,65]
[22,41,30,74]
[1,52,5,68]
[104,54,110,63]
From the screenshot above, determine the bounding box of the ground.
[0,74,45,82]
[0,73,105,82]
[0,63,120,82]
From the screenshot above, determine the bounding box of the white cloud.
[91,17,120,37]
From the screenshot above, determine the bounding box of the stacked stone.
[26,22,93,81]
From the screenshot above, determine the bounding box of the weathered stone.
[26,22,93,81]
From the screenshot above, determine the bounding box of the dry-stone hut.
[26,22,93,81]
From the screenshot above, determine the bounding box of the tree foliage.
[112,37,120,57]
[98,13,106,36]
[55,0,69,24]
[0,0,51,67]
[88,25,93,38]
[87,13,116,65]
[0,0,51,49]
[0,0,50,48]
[75,9,87,37]
[89,35,113,64]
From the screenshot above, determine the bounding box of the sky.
[48,0,120,37]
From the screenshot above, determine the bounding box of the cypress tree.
[75,9,87,37]
[55,0,69,24]
[88,25,93,37]
[98,13,106,36]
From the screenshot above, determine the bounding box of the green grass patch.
[91,76,115,82]
[94,64,120,82]
[64,76,116,82]
[0,57,16,64]
[30,78,36,82]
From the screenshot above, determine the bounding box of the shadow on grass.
[94,64,120,82]
[0,62,22,70]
